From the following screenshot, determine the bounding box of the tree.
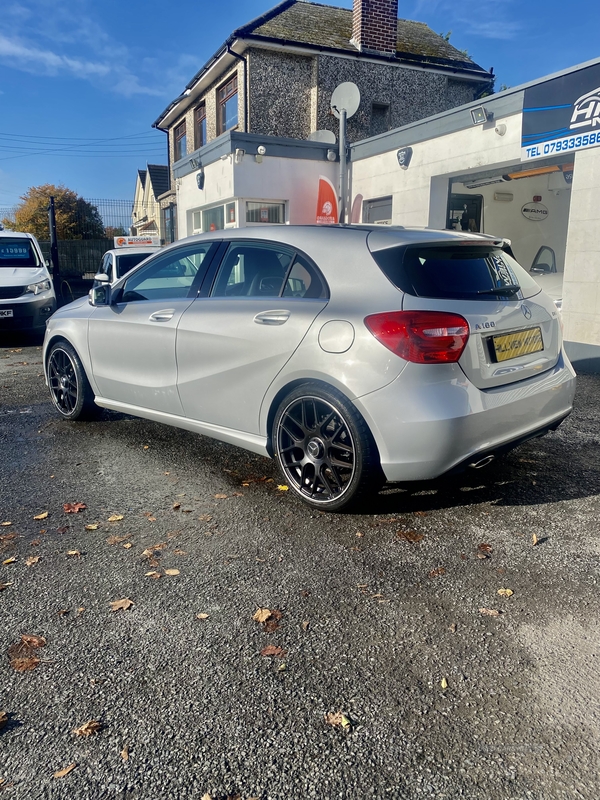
[1,184,105,240]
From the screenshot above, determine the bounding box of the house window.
[246,201,285,224]
[174,121,187,162]
[162,204,176,243]
[363,196,392,224]
[195,103,207,149]
[371,103,390,137]
[218,75,238,135]
[203,205,225,232]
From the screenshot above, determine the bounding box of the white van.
[0,228,57,333]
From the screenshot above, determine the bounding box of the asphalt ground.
[0,336,599,800]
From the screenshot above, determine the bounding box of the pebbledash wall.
[349,57,600,372]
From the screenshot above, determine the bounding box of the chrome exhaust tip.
[469,454,495,469]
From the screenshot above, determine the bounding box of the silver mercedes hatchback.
[43,226,576,511]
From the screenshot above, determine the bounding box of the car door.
[88,241,217,414]
[176,240,329,433]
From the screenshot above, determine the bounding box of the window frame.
[217,75,239,135]
[194,103,207,149]
[174,120,187,162]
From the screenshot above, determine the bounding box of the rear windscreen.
[0,238,39,268]
[371,244,541,301]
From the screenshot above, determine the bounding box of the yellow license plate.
[492,327,543,362]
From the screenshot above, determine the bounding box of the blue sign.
[521,61,600,161]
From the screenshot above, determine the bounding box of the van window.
[0,238,39,268]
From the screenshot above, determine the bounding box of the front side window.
[119,243,213,303]
[195,103,207,149]
[218,75,238,134]
[174,121,187,161]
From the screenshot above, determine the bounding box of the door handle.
[254,310,290,325]
[149,309,175,322]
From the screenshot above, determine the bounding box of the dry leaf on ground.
[198,514,212,522]
[164,569,180,576]
[441,677,448,689]
[196,613,209,620]
[478,543,493,553]
[532,533,539,546]
[1,522,12,527]
[63,502,86,514]
[73,720,102,737]
[260,645,286,657]
[85,523,99,531]
[172,503,181,510]
[25,556,40,566]
[479,607,501,616]
[397,530,424,543]
[428,567,446,579]
[121,745,129,761]
[277,485,289,491]
[301,621,309,631]
[107,535,130,546]
[109,598,134,612]
[0,582,13,591]
[2,557,17,565]
[67,550,81,558]
[497,588,514,597]
[145,571,162,578]
[53,763,76,779]
[325,711,351,729]
[252,608,272,624]
[107,514,124,522]
[123,543,133,549]
[33,512,48,520]
[214,494,228,499]
[0,710,8,730]
[8,634,46,672]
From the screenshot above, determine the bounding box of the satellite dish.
[330,82,361,119]
[308,130,337,143]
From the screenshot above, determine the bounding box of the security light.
[470,106,488,125]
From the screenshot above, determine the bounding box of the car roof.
[105,247,160,257]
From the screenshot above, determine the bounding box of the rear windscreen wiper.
[477,284,521,296]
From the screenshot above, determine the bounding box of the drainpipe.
[227,44,248,132]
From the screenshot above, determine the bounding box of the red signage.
[316,176,338,224]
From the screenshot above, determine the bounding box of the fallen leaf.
[214,494,228,499]
[145,571,162,579]
[198,514,213,522]
[85,524,99,531]
[121,745,129,761]
[146,515,156,521]
[33,512,48,520]
[67,550,81,558]
[8,634,46,672]
[73,720,102,737]
[441,677,448,690]
[25,556,40,566]
[201,794,212,800]
[397,530,424,543]
[448,623,457,633]
[277,485,289,491]
[107,514,124,522]
[2,557,17,565]
[77,607,85,614]
[1,521,12,527]
[164,568,180,576]
[497,588,514,597]
[428,567,446,579]
[0,710,8,731]
[107,535,130,545]
[301,621,309,631]
[260,645,286,657]
[143,445,149,450]
[53,763,76,779]
[325,711,351,729]
[413,511,428,517]
[123,542,133,550]
[56,527,68,534]
[252,608,272,624]
[109,598,134,612]
[478,543,493,553]
[57,609,69,616]
[21,634,46,648]
[479,607,501,617]
[0,582,13,591]
[172,503,181,510]
[30,539,41,546]
[196,613,209,620]
[63,502,87,514]
[532,533,539,546]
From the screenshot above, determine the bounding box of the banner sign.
[522,62,600,161]
[114,236,160,247]
[315,176,338,224]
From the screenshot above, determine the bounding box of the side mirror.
[94,272,110,283]
[89,283,111,306]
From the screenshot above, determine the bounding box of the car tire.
[47,341,100,421]
[273,382,383,512]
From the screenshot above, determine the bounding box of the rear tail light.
[364,310,470,364]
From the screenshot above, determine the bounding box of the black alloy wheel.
[47,341,99,421]
[273,383,382,511]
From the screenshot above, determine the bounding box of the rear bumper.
[354,350,576,482]
[0,295,57,332]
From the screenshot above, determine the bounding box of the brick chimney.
[352,0,399,54]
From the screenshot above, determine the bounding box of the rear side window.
[0,238,39,268]
[371,245,541,301]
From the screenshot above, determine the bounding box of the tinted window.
[211,242,293,298]
[371,245,541,301]
[0,238,39,268]
[282,254,326,299]
[115,252,154,279]
[119,244,213,303]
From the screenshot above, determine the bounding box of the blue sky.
[1,0,598,208]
